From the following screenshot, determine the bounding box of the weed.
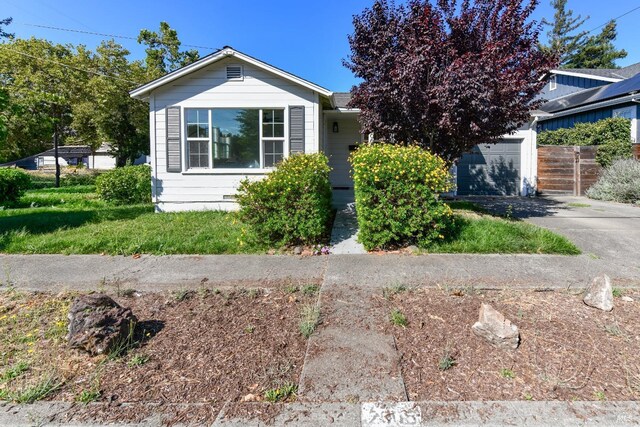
[119,288,137,298]
[500,368,515,379]
[76,389,101,404]
[604,323,625,337]
[587,252,601,259]
[595,391,606,401]
[264,383,297,403]
[246,288,261,299]
[107,320,137,360]
[12,375,62,403]
[516,308,525,319]
[612,288,623,298]
[383,284,408,299]
[390,309,408,327]
[244,325,255,334]
[284,284,299,294]
[301,284,320,296]
[128,354,150,367]
[0,361,29,383]
[438,353,456,371]
[172,289,193,302]
[524,393,533,401]
[504,204,514,220]
[299,305,320,338]
[568,202,591,208]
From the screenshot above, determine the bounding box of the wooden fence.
[537,146,601,196]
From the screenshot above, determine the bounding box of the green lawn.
[0,186,259,255]
[0,187,580,255]
[425,202,581,255]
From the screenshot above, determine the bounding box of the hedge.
[537,117,633,167]
[0,168,32,204]
[350,144,453,250]
[236,153,333,247]
[95,165,151,204]
[586,159,640,203]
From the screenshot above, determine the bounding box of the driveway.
[461,195,640,269]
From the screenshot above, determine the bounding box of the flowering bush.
[236,153,333,247]
[350,144,453,250]
[586,159,640,203]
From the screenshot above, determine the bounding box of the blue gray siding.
[539,74,612,101]
[537,103,638,132]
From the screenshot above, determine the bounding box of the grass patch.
[445,200,487,213]
[424,215,580,255]
[567,202,591,208]
[299,304,320,338]
[0,187,266,255]
[390,308,408,327]
[264,383,297,403]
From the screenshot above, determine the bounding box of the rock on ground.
[472,303,520,350]
[583,274,614,312]
[67,294,137,356]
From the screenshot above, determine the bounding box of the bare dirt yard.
[0,283,320,425]
[376,286,640,402]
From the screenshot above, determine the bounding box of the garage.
[456,139,522,196]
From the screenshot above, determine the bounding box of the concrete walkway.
[329,203,367,254]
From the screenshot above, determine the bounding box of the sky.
[3,0,640,91]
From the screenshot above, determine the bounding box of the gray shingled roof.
[333,92,352,109]
[559,62,640,80]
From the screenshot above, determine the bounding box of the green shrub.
[61,171,100,187]
[0,168,32,204]
[538,117,633,167]
[236,153,333,246]
[350,144,453,250]
[95,165,151,204]
[586,159,640,203]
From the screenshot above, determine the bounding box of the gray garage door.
[457,139,521,196]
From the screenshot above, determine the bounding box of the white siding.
[150,57,322,211]
[88,154,117,169]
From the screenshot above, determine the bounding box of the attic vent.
[226,65,243,80]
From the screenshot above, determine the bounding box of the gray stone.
[67,294,137,356]
[472,303,520,350]
[621,296,634,303]
[407,245,419,254]
[583,274,614,311]
[293,246,303,255]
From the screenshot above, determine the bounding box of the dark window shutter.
[289,106,305,155]
[166,106,182,173]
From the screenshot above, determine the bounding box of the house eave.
[130,47,334,100]
[539,94,640,121]
[550,69,622,83]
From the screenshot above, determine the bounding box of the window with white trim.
[549,75,557,91]
[185,108,286,169]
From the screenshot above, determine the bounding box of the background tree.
[138,22,200,80]
[0,17,13,39]
[564,21,627,69]
[542,0,627,68]
[345,0,556,161]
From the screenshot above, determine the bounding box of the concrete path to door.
[459,195,640,275]
[329,203,367,254]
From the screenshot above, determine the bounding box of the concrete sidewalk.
[2,252,639,294]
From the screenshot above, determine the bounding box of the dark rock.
[67,294,137,356]
[472,303,520,350]
[583,274,614,311]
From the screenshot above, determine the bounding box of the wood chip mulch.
[376,287,640,402]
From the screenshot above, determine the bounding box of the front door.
[326,115,361,207]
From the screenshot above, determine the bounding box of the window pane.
[273,109,284,123]
[273,124,284,138]
[188,140,209,168]
[187,109,198,123]
[198,124,209,138]
[187,124,198,138]
[263,140,284,167]
[212,109,260,168]
[263,110,273,123]
[262,123,273,138]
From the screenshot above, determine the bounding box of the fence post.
[573,146,580,196]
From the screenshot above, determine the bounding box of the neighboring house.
[538,67,640,143]
[1,143,148,170]
[130,46,540,211]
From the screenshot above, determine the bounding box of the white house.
[130,46,537,212]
